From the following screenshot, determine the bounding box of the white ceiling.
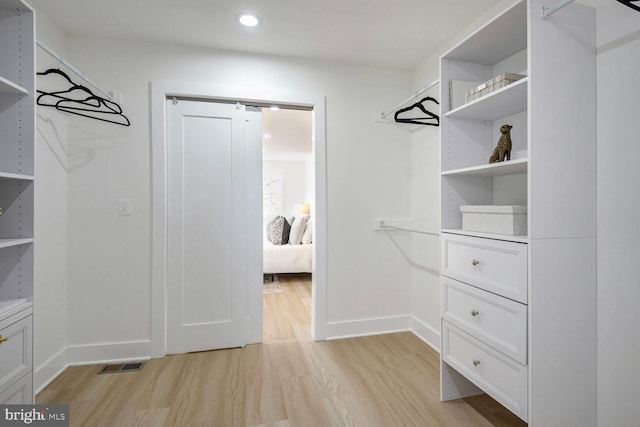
[28,0,505,70]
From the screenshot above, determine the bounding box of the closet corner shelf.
[442,158,528,177]
[0,172,35,181]
[445,77,527,121]
[0,75,28,96]
[442,229,529,244]
[0,238,34,249]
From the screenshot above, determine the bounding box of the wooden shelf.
[0,76,28,95]
[445,78,527,121]
[442,158,528,177]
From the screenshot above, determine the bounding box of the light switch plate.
[118,199,132,216]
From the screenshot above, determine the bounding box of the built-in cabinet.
[439,1,597,425]
[0,0,35,404]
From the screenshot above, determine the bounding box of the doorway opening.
[151,81,327,358]
[261,107,314,343]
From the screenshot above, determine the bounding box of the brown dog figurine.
[489,124,513,163]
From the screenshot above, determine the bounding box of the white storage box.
[460,205,527,235]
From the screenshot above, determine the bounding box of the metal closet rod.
[378,221,440,237]
[380,79,440,120]
[36,40,114,101]
[541,0,575,19]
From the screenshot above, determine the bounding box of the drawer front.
[0,372,32,404]
[442,321,528,421]
[442,277,527,364]
[0,314,32,393]
[441,233,528,303]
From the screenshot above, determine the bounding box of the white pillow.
[288,216,307,245]
[301,218,313,244]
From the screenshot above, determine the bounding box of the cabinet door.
[0,313,32,393]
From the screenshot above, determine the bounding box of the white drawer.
[0,372,32,404]
[0,312,32,394]
[442,321,528,422]
[442,277,527,364]
[441,233,528,303]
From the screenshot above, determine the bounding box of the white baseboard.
[68,340,152,366]
[325,315,411,340]
[323,315,442,350]
[410,316,440,353]
[35,347,69,394]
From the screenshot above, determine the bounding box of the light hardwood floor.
[37,274,526,426]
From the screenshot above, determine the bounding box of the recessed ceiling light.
[236,13,261,27]
[269,106,280,111]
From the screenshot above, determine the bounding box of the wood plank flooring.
[37,273,526,426]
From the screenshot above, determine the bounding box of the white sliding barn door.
[166,99,261,354]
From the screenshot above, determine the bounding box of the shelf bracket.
[541,0,575,19]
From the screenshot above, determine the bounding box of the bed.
[263,215,313,275]
[263,241,313,274]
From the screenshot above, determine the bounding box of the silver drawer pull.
[471,259,480,266]
[473,359,481,366]
[471,309,479,317]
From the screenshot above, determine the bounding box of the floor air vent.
[98,362,145,374]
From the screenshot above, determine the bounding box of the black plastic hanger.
[37,68,131,126]
[394,96,440,127]
[617,0,640,12]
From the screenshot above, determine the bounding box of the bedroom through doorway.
[262,106,314,343]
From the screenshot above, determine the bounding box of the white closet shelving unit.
[439,0,597,425]
[0,0,35,404]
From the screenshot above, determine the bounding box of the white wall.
[596,4,640,425]
[25,30,415,356]
[263,160,308,218]
[33,11,70,392]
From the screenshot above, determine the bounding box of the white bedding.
[263,241,313,274]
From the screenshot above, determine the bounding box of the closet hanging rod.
[380,79,440,120]
[379,223,439,236]
[374,219,440,236]
[36,40,114,101]
[541,0,575,19]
